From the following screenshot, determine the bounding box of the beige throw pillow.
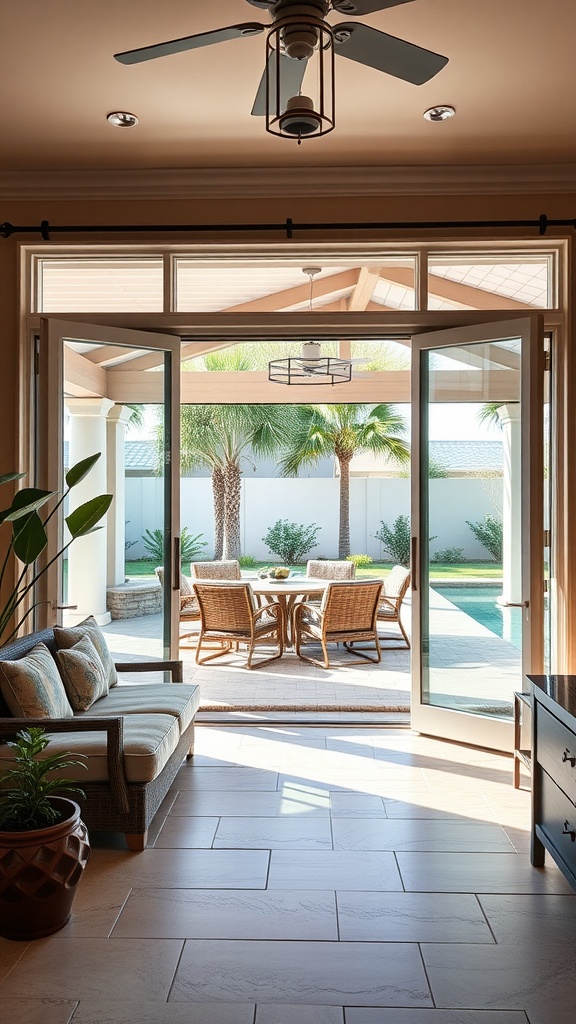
[54,615,118,689]
[0,641,74,719]
[55,634,109,712]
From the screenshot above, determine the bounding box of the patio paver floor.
[101,588,521,715]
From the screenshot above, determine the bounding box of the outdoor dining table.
[249,575,328,647]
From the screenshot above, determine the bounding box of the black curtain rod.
[1,214,575,241]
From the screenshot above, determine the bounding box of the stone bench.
[106,580,162,619]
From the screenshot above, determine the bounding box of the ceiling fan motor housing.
[274,1,331,59]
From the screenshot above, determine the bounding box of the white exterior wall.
[125,476,502,562]
[124,476,169,556]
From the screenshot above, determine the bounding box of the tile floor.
[1,724,575,1023]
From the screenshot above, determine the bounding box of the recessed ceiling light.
[423,105,455,122]
[106,111,139,128]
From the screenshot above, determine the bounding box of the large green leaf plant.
[0,453,113,645]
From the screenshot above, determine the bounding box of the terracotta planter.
[0,797,90,940]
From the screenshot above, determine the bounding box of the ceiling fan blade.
[114,22,264,65]
[331,0,416,13]
[333,22,448,85]
[251,53,308,116]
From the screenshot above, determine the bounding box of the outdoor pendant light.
[268,267,352,385]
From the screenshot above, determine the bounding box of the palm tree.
[278,404,410,558]
[180,403,296,560]
[478,402,504,430]
[180,347,302,560]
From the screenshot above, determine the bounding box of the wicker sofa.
[0,627,200,851]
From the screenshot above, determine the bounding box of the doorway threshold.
[196,709,411,727]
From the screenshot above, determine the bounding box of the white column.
[498,403,522,609]
[66,398,114,625]
[106,405,132,587]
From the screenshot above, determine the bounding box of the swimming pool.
[435,584,522,650]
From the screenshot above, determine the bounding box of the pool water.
[436,585,522,650]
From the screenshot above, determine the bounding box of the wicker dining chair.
[192,581,284,669]
[190,560,241,580]
[155,567,200,645]
[293,579,383,669]
[377,565,411,648]
[306,560,356,580]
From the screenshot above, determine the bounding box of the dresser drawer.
[536,702,576,797]
[539,768,576,878]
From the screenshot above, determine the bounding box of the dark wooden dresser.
[529,674,576,890]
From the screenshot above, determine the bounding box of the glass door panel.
[411,317,544,751]
[37,319,181,660]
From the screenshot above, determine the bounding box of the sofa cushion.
[81,683,200,735]
[55,634,109,712]
[0,713,181,784]
[0,641,74,719]
[54,615,118,689]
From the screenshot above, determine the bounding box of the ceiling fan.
[114,0,449,139]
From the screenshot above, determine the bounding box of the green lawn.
[350,562,502,580]
[125,558,502,581]
[125,559,159,577]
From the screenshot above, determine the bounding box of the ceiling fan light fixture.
[423,104,455,122]
[106,111,139,128]
[269,350,353,385]
[265,11,334,140]
[268,267,352,385]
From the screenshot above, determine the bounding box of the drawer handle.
[562,749,576,768]
[562,821,576,842]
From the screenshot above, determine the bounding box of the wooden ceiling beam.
[83,345,148,367]
[347,267,382,311]
[392,335,520,370]
[123,339,234,372]
[223,269,358,313]
[106,369,520,406]
[64,347,107,397]
[378,266,530,311]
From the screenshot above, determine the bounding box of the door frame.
[35,317,181,658]
[410,315,545,751]
[25,307,550,685]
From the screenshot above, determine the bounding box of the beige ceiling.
[3,0,576,173]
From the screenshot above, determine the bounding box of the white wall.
[124,475,502,562]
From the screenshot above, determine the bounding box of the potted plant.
[0,726,90,940]
[0,452,113,645]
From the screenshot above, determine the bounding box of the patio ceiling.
[58,260,528,403]
[46,261,548,320]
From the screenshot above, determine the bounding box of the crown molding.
[1,164,575,200]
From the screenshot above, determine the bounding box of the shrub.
[346,554,373,568]
[431,547,465,564]
[239,555,258,568]
[263,519,321,564]
[374,515,411,566]
[142,527,208,564]
[374,515,436,567]
[465,514,503,560]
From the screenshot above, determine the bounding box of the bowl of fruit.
[269,566,291,581]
